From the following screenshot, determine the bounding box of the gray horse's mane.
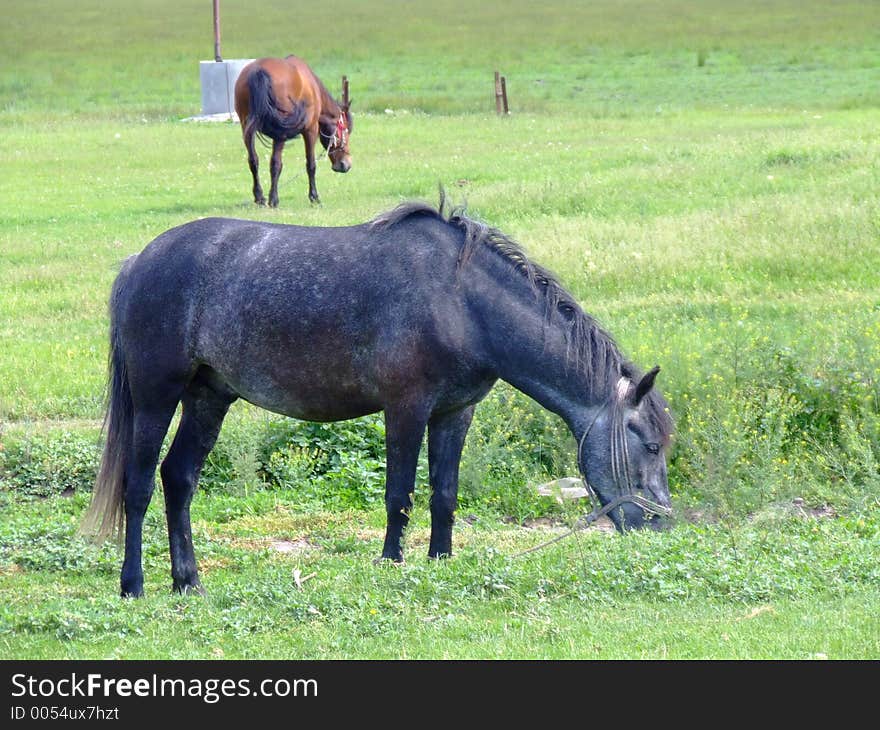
[371,195,673,442]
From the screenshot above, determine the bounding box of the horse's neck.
[466,255,618,427]
[318,87,340,121]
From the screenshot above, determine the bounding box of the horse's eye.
[645,443,660,455]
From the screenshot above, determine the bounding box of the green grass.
[2,492,878,659]
[2,110,877,418]
[1,1,879,658]
[2,1,878,118]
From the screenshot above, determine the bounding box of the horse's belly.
[244,388,382,422]
[216,361,383,422]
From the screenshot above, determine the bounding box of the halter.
[514,377,671,557]
[576,377,635,504]
[321,112,349,153]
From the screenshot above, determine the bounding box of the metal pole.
[213,0,222,62]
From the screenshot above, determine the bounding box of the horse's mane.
[302,60,353,130]
[371,194,673,441]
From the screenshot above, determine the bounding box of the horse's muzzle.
[608,500,672,533]
[647,514,673,532]
[332,159,352,173]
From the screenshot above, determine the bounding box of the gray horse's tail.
[245,66,308,142]
[80,257,137,542]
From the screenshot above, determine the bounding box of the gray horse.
[82,197,674,597]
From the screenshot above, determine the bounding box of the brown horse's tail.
[80,257,137,543]
[244,67,308,141]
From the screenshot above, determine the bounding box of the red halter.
[331,114,349,149]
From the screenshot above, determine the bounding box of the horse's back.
[234,56,321,124]
[117,215,479,418]
[122,215,464,347]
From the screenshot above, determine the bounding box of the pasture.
[1,0,879,658]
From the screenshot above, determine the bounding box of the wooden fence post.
[495,71,510,115]
[212,0,222,62]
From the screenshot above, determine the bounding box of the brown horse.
[234,56,352,207]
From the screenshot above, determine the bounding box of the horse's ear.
[634,366,660,405]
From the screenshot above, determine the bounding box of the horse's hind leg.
[268,138,285,208]
[121,395,182,598]
[160,377,235,595]
[379,400,431,562]
[427,406,474,558]
[244,126,266,205]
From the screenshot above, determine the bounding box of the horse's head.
[320,105,352,174]
[578,366,673,532]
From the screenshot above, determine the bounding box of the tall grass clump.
[670,318,880,520]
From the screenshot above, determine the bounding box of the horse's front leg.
[303,128,320,204]
[427,406,474,558]
[379,401,431,563]
[268,138,285,208]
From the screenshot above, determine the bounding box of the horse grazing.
[233,56,352,207]
[82,197,674,598]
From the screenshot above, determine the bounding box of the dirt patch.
[521,515,615,534]
[750,498,839,524]
[680,508,717,524]
[737,605,776,621]
[400,528,431,550]
[223,535,318,554]
[199,556,232,574]
[268,538,313,554]
[201,506,345,540]
[589,516,616,534]
[794,498,836,519]
[685,499,837,525]
[522,516,565,529]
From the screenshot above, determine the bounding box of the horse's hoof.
[173,582,206,597]
[373,556,405,566]
[120,589,144,599]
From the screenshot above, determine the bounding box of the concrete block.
[199,59,254,115]
[534,477,591,503]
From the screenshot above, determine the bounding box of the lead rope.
[284,147,327,182]
[511,493,670,557]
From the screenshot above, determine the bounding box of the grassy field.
[1,1,879,659]
[2,490,879,659]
